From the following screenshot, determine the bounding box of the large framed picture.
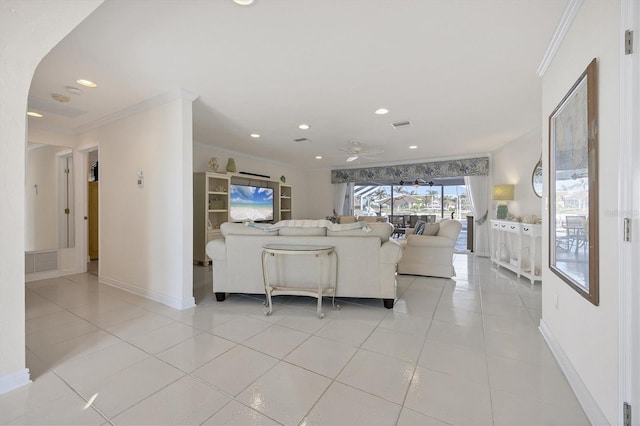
[548,58,599,305]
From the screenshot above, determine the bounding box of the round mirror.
[532,159,543,198]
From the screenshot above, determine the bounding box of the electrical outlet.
[137,171,144,188]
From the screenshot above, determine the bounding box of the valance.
[331,157,489,184]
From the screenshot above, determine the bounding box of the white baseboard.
[0,369,31,395]
[100,275,196,311]
[25,267,79,283]
[539,320,609,425]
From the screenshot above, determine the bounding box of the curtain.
[464,175,491,257]
[333,182,354,216]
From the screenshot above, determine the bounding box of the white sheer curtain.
[333,182,354,216]
[464,175,491,257]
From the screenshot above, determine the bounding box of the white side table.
[261,243,339,318]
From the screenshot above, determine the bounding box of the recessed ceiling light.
[298,123,310,130]
[233,0,254,5]
[27,111,43,118]
[375,108,389,115]
[250,133,260,138]
[409,145,418,149]
[315,156,323,160]
[76,79,97,88]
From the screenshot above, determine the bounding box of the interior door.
[88,181,98,260]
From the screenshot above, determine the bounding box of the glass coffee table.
[261,243,339,318]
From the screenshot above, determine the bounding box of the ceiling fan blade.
[346,155,359,162]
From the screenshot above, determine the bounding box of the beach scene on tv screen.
[230,185,274,222]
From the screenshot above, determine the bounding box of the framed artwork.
[548,58,599,305]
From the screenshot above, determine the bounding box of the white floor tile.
[15,257,589,425]
[86,357,184,417]
[426,320,485,352]
[202,400,280,425]
[396,407,451,425]
[192,345,278,396]
[243,324,310,359]
[362,326,423,363]
[284,335,357,378]
[418,339,489,385]
[236,361,331,425]
[314,318,376,346]
[302,381,401,425]
[156,332,236,372]
[487,355,583,410]
[491,388,590,425]
[210,316,272,343]
[405,366,493,425]
[337,349,414,404]
[54,341,149,395]
[112,375,230,425]
[125,321,199,354]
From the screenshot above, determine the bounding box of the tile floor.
[1,255,589,425]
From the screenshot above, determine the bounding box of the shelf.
[208,191,228,195]
[208,209,228,213]
[280,196,291,199]
[281,209,291,212]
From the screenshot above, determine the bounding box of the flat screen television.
[229,184,274,222]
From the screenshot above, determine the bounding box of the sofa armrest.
[380,239,403,263]
[406,234,455,248]
[206,239,226,261]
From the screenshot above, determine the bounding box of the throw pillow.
[414,220,427,235]
[423,223,440,236]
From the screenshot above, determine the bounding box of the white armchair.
[397,219,463,278]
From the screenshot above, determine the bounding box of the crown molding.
[537,0,584,77]
[74,89,199,134]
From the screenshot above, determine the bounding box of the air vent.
[391,120,413,129]
[294,138,309,142]
[51,93,70,103]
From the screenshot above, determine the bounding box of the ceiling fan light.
[346,155,358,162]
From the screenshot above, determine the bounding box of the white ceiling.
[28,0,567,169]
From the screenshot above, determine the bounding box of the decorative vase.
[226,158,236,173]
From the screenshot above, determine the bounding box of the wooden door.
[88,181,99,260]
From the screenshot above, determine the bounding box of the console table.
[490,220,542,284]
[261,244,338,318]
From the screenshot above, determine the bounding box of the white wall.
[76,92,196,310]
[0,0,103,394]
[541,1,620,423]
[305,169,334,219]
[193,142,313,219]
[491,130,543,219]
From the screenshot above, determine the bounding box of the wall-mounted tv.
[229,184,274,222]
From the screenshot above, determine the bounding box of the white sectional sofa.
[205,221,403,308]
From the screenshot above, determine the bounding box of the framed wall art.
[548,58,599,305]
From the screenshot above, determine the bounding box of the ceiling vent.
[293,137,309,142]
[391,120,412,129]
[51,93,70,103]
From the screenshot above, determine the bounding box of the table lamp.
[493,184,514,219]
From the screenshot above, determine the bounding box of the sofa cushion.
[220,222,278,237]
[327,221,393,242]
[279,227,327,236]
[424,223,440,236]
[414,220,427,235]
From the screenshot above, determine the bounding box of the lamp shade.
[493,184,514,201]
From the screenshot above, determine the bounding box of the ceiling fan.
[338,140,384,163]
